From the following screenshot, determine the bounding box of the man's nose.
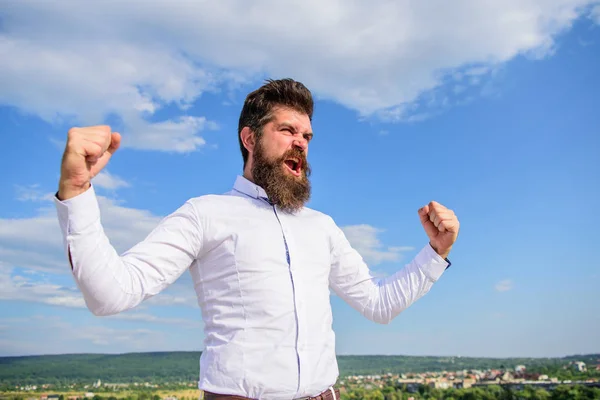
[293,137,308,151]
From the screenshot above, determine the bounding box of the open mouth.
[284,157,303,177]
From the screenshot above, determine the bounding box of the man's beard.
[251,139,311,213]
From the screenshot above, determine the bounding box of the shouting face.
[249,107,313,213]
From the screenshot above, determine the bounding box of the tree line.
[0,352,598,386]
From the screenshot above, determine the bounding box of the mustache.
[281,148,311,176]
[280,148,307,164]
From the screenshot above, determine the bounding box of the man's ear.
[240,126,256,153]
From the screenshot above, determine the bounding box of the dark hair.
[238,78,313,167]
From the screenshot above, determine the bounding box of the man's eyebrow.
[278,122,313,136]
[278,122,296,130]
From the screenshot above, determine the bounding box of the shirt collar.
[233,175,269,201]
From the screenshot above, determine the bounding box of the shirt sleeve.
[54,184,203,316]
[327,220,449,324]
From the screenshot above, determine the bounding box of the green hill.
[1,352,598,385]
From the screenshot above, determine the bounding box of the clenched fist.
[418,201,460,259]
[58,125,121,200]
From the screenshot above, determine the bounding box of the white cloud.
[92,171,130,190]
[144,290,199,308]
[341,224,414,266]
[590,4,600,22]
[15,184,54,202]
[108,312,202,329]
[0,316,174,355]
[388,246,418,252]
[0,190,163,274]
[0,246,67,273]
[0,209,63,250]
[0,0,598,136]
[495,279,514,292]
[127,115,217,152]
[0,32,216,152]
[0,263,86,308]
[0,262,200,318]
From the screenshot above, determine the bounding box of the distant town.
[338,360,599,394]
[4,359,600,400]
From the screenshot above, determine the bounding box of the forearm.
[331,243,449,324]
[360,255,440,324]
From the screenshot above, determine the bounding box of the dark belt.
[203,387,340,400]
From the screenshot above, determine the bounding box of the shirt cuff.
[54,184,101,235]
[414,244,451,282]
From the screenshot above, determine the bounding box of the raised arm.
[328,202,459,324]
[54,125,202,316]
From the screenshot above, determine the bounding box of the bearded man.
[54,79,459,400]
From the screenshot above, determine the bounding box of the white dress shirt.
[54,175,450,399]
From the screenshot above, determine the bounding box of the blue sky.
[0,1,599,359]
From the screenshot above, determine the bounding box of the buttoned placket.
[266,200,305,398]
[233,180,308,397]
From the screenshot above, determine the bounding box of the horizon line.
[2,350,598,360]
